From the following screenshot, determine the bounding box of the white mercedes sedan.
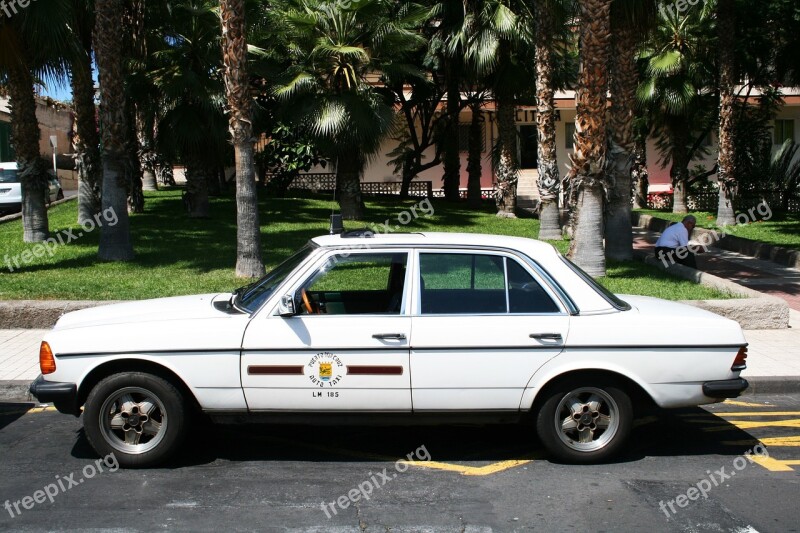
[29,231,749,467]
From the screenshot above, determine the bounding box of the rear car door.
[409,250,570,411]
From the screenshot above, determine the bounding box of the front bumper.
[29,375,80,416]
[703,378,749,399]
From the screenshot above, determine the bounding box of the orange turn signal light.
[40,342,56,375]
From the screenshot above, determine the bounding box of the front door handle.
[373,333,407,340]
[530,333,563,341]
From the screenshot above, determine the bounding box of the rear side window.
[0,169,19,183]
[419,253,559,314]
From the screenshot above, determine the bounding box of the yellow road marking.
[403,458,534,476]
[723,400,773,408]
[263,434,534,476]
[712,412,800,417]
[723,436,800,447]
[0,406,57,416]
[703,419,800,431]
[748,455,799,472]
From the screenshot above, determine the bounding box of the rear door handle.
[530,333,563,341]
[373,333,407,340]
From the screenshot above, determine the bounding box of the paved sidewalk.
[633,228,800,311]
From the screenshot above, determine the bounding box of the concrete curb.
[633,249,790,329]
[0,381,34,403]
[0,195,77,225]
[0,300,123,329]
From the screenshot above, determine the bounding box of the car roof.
[0,162,18,170]
[311,232,559,255]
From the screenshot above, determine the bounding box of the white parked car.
[30,231,749,467]
[0,162,64,215]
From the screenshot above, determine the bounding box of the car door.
[241,249,413,411]
[409,250,570,411]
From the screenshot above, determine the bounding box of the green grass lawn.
[636,208,800,251]
[0,190,728,301]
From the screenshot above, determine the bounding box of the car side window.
[419,253,559,314]
[297,252,408,315]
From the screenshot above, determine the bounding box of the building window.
[565,122,575,150]
[518,125,538,169]
[458,123,485,153]
[774,120,795,145]
[0,122,13,162]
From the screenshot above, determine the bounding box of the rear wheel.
[84,372,186,468]
[56,190,64,200]
[536,378,632,463]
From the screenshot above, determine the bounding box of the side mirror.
[278,294,296,317]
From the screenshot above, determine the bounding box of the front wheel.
[83,372,187,468]
[536,378,632,463]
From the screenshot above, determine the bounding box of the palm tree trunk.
[604,24,638,261]
[125,103,144,213]
[534,0,561,240]
[443,65,461,201]
[137,109,158,191]
[631,135,649,209]
[495,93,518,217]
[221,0,265,278]
[466,101,483,208]
[567,0,612,277]
[670,125,690,214]
[7,66,49,243]
[184,158,210,218]
[716,0,737,226]
[71,20,102,226]
[95,0,134,261]
[336,152,365,220]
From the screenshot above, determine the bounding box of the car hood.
[53,293,234,330]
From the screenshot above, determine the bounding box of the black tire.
[83,372,186,468]
[535,377,632,464]
[56,190,64,200]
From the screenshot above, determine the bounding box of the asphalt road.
[1,394,799,532]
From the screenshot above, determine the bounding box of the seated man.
[655,215,697,268]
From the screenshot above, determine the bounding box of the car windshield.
[560,256,631,311]
[0,169,19,183]
[234,245,315,313]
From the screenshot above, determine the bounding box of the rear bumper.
[29,375,80,416]
[703,378,749,399]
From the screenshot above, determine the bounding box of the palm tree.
[0,0,72,242]
[70,0,102,226]
[94,0,134,260]
[637,4,717,214]
[566,0,612,277]
[715,0,736,226]
[272,0,427,220]
[438,0,466,202]
[456,0,536,217]
[604,0,656,260]
[150,0,228,219]
[220,0,265,277]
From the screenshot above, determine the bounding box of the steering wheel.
[300,288,319,315]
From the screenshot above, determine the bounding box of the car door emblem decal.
[307,352,344,387]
